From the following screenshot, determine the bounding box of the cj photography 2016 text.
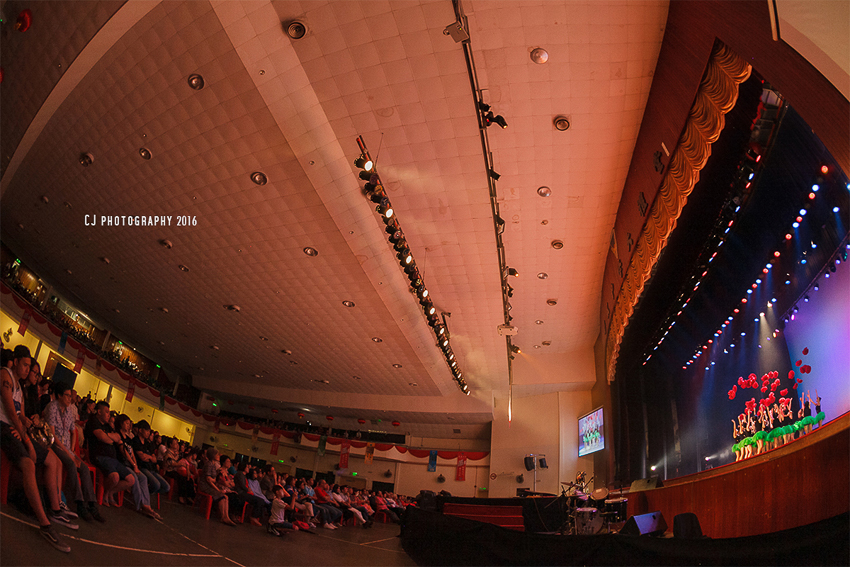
[85,215,197,227]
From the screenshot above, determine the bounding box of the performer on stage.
[812,390,825,428]
[802,393,813,435]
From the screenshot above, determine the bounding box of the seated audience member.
[267,484,298,536]
[245,466,273,513]
[260,465,278,501]
[384,492,406,518]
[19,359,42,422]
[163,437,195,504]
[84,400,136,507]
[314,480,344,526]
[154,433,167,467]
[285,477,315,526]
[234,462,267,526]
[113,414,160,519]
[215,466,244,521]
[1,345,73,552]
[131,420,171,498]
[198,447,236,526]
[43,382,104,522]
[78,396,95,424]
[38,375,52,414]
[372,491,400,523]
[332,484,366,525]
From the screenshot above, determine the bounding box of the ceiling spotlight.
[377,202,393,219]
[354,154,373,172]
[392,363,403,368]
[372,337,383,343]
[359,170,375,181]
[530,47,549,64]
[159,239,173,249]
[551,240,564,249]
[553,116,570,131]
[488,169,501,181]
[303,246,318,256]
[510,344,521,354]
[496,216,506,234]
[814,282,819,290]
[139,148,152,160]
[187,74,204,90]
[342,300,355,307]
[537,186,551,197]
[507,267,519,277]
[251,171,268,185]
[79,152,94,167]
[483,111,508,129]
[286,21,307,39]
[535,320,543,325]
[546,299,558,306]
[537,272,548,279]
[178,264,189,272]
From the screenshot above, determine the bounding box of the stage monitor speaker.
[524,456,535,471]
[538,457,548,469]
[673,512,704,539]
[629,475,663,492]
[621,511,667,536]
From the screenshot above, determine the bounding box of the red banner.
[456,453,467,481]
[365,443,374,465]
[17,308,31,336]
[126,380,135,402]
[73,348,85,373]
[270,433,280,456]
[339,441,350,470]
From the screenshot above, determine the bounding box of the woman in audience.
[198,447,236,526]
[234,462,267,526]
[372,491,400,523]
[113,414,160,519]
[163,437,195,504]
[332,484,366,525]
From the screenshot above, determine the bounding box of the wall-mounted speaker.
[629,475,663,492]
[538,457,548,469]
[524,456,535,471]
[620,511,667,536]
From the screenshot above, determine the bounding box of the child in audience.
[268,484,298,536]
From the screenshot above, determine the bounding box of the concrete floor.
[1,496,417,566]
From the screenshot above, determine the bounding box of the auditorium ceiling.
[0,0,668,439]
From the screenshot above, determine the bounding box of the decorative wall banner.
[428,450,438,472]
[17,308,31,336]
[365,443,375,465]
[73,348,85,373]
[339,440,351,470]
[270,432,280,456]
[58,331,67,354]
[125,380,135,402]
[456,453,467,481]
[318,435,327,457]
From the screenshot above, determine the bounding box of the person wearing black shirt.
[84,401,135,506]
[131,420,170,496]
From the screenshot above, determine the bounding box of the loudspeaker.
[51,364,77,389]
[524,456,535,471]
[621,511,667,536]
[629,475,663,492]
[538,457,548,469]
[673,512,705,539]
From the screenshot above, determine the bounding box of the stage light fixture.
[510,345,521,354]
[360,170,376,181]
[488,169,501,180]
[507,267,519,277]
[369,186,387,203]
[354,154,373,172]
[804,295,809,302]
[376,201,393,219]
[397,248,413,265]
[496,216,506,234]
[483,111,508,129]
[793,305,799,313]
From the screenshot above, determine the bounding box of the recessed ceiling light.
[551,240,564,249]
[352,375,361,380]
[310,379,329,384]
[211,345,219,350]
[289,360,298,365]
[286,21,307,39]
[139,148,152,160]
[553,116,571,131]
[187,74,204,90]
[114,308,120,313]
[253,374,262,378]
[224,304,241,312]
[159,239,173,249]
[541,220,549,225]
[535,320,544,325]
[259,336,268,341]
[392,364,402,368]
[40,195,49,204]
[160,307,169,313]
[79,152,94,167]
[66,269,72,275]
[530,47,549,64]
[533,345,541,349]
[542,341,552,346]
[537,272,548,279]
[281,349,292,355]
[409,382,418,386]
[64,201,72,209]
[342,301,355,307]
[537,186,551,197]
[250,171,267,185]
[179,264,189,272]
[371,337,383,343]
[303,246,318,256]
[546,299,558,306]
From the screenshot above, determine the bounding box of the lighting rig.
[353,136,469,395]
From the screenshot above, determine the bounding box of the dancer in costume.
[813,390,825,428]
[802,393,813,435]
[732,419,742,462]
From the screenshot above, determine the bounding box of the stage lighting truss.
[355,136,469,395]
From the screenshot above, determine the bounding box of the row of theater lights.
[352,147,468,395]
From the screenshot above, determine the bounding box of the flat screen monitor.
[578,407,604,457]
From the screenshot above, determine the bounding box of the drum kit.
[557,473,628,535]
